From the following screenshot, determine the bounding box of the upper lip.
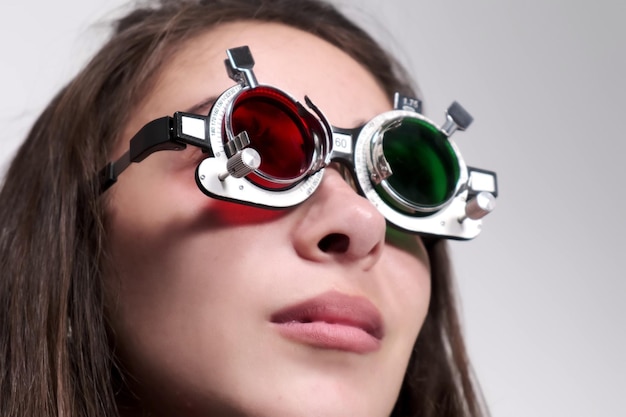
[270,290,384,340]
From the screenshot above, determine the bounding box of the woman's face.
[105,22,431,417]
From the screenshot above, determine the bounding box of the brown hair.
[0,1,487,416]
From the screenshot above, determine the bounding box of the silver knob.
[218,148,261,181]
[459,191,496,222]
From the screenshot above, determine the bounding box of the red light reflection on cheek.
[203,198,288,226]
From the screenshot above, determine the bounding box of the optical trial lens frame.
[100,45,498,240]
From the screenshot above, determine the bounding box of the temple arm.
[99,112,211,192]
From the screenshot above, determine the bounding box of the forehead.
[135,21,392,130]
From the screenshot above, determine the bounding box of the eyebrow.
[185,96,218,115]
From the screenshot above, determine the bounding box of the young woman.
[0,0,496,416]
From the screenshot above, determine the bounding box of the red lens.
[229,87,318,190]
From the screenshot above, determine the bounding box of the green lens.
[379,117,460,212]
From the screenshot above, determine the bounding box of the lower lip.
[273,322,381,353]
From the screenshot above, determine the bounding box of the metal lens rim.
[224,85,326,187]
[367,112,465,214]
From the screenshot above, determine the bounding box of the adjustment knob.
[218,148,261,181]
[442,101,473,136]
[460,191,496,222]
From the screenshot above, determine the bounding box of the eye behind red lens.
[228,87,320,190]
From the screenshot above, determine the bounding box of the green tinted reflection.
[381,118,460,210]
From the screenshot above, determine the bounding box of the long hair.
[0,1,487,416]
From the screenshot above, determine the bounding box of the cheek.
[102,210,298,414]
[383,243,432,337]
[102,157,213,342]
[102,213,266,397]
[102,157,290,345]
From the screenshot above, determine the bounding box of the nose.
[291,168,386,269]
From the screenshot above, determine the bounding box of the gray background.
[1,0,624,416]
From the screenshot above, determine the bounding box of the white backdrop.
[1,1,625,416]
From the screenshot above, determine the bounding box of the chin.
[226,375,399,417]
[237,399,395,417]
[134,364,401,417]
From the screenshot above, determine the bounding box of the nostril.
[318,233,350,253]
